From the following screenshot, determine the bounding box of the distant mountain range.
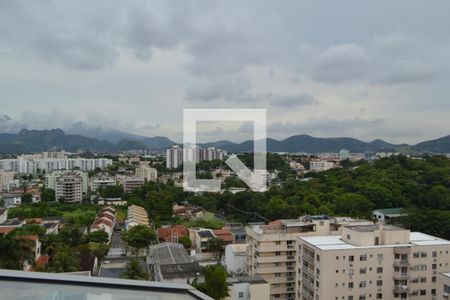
[0,128,450,154]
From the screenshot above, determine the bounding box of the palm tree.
[120,258,149,281]
[49,245,80,272]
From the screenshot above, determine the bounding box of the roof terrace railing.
[0,269,212,300]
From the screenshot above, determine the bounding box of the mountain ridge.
[1,128,450,154]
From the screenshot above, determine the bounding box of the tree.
[178,236,192,250]
[85,230,109,244]
[190,265,229,300]
[120,258,149,280]
[49,245,80,272]
[21,193,33,204]
[123,225,156,254]
[207,237,225,260]
[0,235,36,270]
[41,189,56,202]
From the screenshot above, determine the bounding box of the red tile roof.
[213,229,234,242]
[0,227,15,235]
[158,225,188,242]
[35,255,50,267]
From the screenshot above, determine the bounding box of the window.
[336,256,339,260]
[349,256,354,262]
[347,234,351,240]
[376,294,382,299]
[432,251,437,257]
[336,270,339,273]
[359,296,366,300]
[348,297,353,300]
[420,290,426,296]
[238,292,244,298]
[376,280,382,286]
[275,251,281,256]
[359,281,366,288]
[420,264,427,271]
[348,282,354,289]
[432,289,436,295]
[420,277,427,283]
[349,269,354,276]
[360,255,367,261]
[316,254,320,262]
[360,268,366,274]
[377,267,383,274]
[275,273,281,277]
[413,252,420,258]
[421,252,427,258]
[377,254,383,261]
[432,263,437,270]
[432,276,436,283]
[275,241,281,245]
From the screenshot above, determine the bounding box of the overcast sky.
[1,0,450,144]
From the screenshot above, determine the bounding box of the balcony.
[393,285,410,293]
[393,273,409,280]
[393,247,411,255]
[0,269,212,300]
[302,255,315,264]
[255,255,291,263]
[393,260,410,267]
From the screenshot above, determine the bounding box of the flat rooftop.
[300,232,450,251]
[345,224,403,232]
[0,269,212,300]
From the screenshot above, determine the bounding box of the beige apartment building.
[437,273,450,299]
[298,224,450,300]
[135,165,157,182]
[246,216,373,300]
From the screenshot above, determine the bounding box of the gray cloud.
[1,1,450,144]
[269,93,318,107]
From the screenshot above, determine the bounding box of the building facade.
[135,165,157,182]
[166,145,184,169]
[90,175,116,192]
[116,175,144,193]
[54,172,84,203]
[297,224,450,300]
[246,216,373,300]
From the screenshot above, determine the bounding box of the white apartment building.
[166,145,184,169]
[246,216,373,300]
[90,175,116,192]
[135,165,157,182]
[309,161,336,172]
[0,169,15,192]
[0,152,112,173]
[297,224,450,300]
[116,175,144,193]
[166,145,227,169]
[54,172,84,203]
[46,170,89,195]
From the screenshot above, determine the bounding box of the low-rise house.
[97,197,127,206]
[0,208,7,224]
[1,193,22,207]
[0,218,25,228]
[212,229,234,245]
[91,206,117,241]
[125,205,149,229]
[16,235,41,271]
[224,244,248,275]
[158,225,189,243]
[225,276,270,300]
[372,207,406,221]
[190,228,215,253]
[148,243,201,283]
